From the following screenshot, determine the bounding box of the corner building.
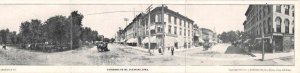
[244,5,294,52]
[121,5,195,49]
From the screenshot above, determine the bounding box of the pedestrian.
[171,46,174,55]
[158,46,162,55]
[203,41,209,51]
[2,45,6,50]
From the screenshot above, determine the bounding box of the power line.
[85,11,143,16]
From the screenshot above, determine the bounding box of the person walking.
[171,46,174,55]
[2,44,6,50]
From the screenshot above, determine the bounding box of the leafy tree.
[0,29,9,45]
[44,15,69,47]
[67,11,84,48]
[110,38,115,43]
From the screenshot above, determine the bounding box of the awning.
[199,39,204,42]
[126,38,137,43]
[243,39,251,43]
[142,36,157,43]
[120,40,126,42]
[150,25,156,30]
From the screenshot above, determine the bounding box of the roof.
[123,13,144,31]
[142,6,194,23]
[245,5,253,16]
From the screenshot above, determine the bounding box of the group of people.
[158,46,175,55]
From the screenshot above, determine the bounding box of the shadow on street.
[224,45,245,54]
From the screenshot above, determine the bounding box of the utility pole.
[261,25,265,61]
[146,4,153,55]
[161,4,165,55]
[124,18,128,26]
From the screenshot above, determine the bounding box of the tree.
[68,11,84,48]
[110,38,115,43]
[19,21,31,44]
[44,15,69,47]
[218,30,242,43]
[0,29,9,45]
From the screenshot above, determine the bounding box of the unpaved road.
[0,44,294,66]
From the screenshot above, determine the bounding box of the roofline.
[245,5,253,16]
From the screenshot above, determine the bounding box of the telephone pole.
[161,4,165,55]
[146,4,153,55]
[261,27,265,61]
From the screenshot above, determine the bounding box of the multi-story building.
[193,24,203,47]
[119,5,196,49]
[199,28,216,43]
[123,13,144,46]
[244,5,294,52]
[115,27,123,43]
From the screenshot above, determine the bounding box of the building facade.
[244,5,294,52]
[118,5,197,49]
[199,28,216,43]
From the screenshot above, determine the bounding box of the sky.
[0,5,248,38]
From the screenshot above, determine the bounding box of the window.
[259,10,263,19]
[292,21,294,34]
[183,20,185,26]
[179,19,182,26]
[184,22,187,27]
[184,29,186,36]
[157,27,162,32]
[156,14,162,22]
[284,19,290,33]
[168,14,171,23]
[188,30,190,36]
[264,6,268,16]
[188,22,190,28]
[180,28,182,35]
[168,25,172,33]
[268,18,272,33]
[174,17,177,24]
[268,5,272,14]
[292,6,294,17]
[174,26,177,34]
[284,5,290,15]
[258,24,261,35]
[276,5,281,13]
[275,17,282,32]
[264,21,268,34]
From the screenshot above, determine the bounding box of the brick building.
[244,5,294,52]
[118,5,196,49]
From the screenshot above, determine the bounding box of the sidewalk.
[124,44,202,56]
[253,52,294,60]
